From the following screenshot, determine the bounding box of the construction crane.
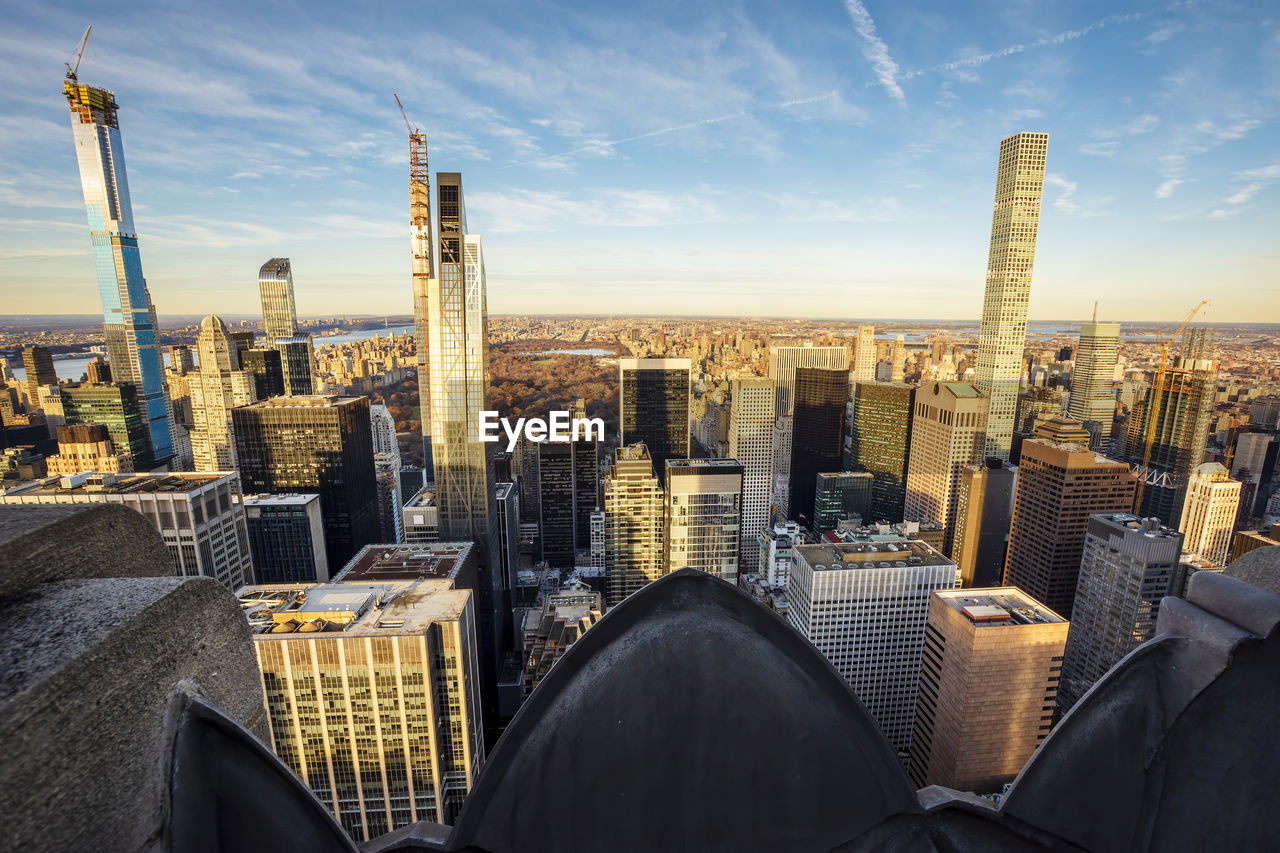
[65,26,92,83]
[395,95,433,370]
[1132,299,1209,514]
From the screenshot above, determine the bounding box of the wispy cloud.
[900,10,1148,83]
[843,1,905,103]
[766,192,901,222]
[1046,173,1111,217]
[1155,178,1184,198]
[1223,163,1280,205]
[495,90,838,171]
[467,186,727,232]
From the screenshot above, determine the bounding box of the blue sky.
[1,0,1277,322]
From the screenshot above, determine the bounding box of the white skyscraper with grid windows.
[728,377,776,569]
[974,132,1049,462]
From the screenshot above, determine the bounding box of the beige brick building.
[910,587,1068,793]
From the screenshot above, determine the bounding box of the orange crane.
[1132,299,1209,513]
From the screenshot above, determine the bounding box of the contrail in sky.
[496,90,839,171]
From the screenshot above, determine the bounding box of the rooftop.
[1093,513,1182,540]
[238,578,469,636]
[334,543,471,582]
[666,458,743,474]
[240,395,359,408]
[242,493,318,507]
[404,487,436,508]
[0,471,235,498]
[794,538,954,570]
[935,588,1066,625]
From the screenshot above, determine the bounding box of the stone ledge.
[0,504,173,599]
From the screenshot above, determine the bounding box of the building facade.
[904,381,989,556]
[232,396,379,571]
[190,315,257,473]
[1003,439,1137,619]
[952,459,1016,588]
[243,493,328,584]
[813,471,873,533]
[728,377,776,571]
[1059,513,1184,709]
[664,458,743,585]
[789,367,850,526]
[619,358,691,482]
[1067,320,1121,445]
[1178,462,1241,566]
[258,258,315,395]
[61,382,153,470]
[788,538,957,754]
[974,132,1049,462]
[604,443,665,606]
[850,382,915,524]
[64,78,174,463]
[909,588,1067,793]
[241,579,482,841]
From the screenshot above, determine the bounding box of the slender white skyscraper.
[1179,462,1241,565]
[974,132,1049,462]
[853,325,877,383]
[189,315,256,472]
[65,69,174,462]
[1068,312,1120,442]
[728,377,776,569]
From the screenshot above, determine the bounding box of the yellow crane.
[65,25,92,83]
[1132,299,1209,513]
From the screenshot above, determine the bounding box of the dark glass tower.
[62,382,153,470]
[788,367,849,526]
[231,396,379,570]
[850,382,916,523]
[538,441,576,567]
[619,357,690,484]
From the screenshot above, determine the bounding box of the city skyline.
[1,1,1276,322]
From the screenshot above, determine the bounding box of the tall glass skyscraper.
[64,79,173,462]
[258,258,314,395]
[974,132,1049,462]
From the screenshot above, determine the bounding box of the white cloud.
[843,0,906,103]
[1046,173,1111,218]
[1154,178,1184,199]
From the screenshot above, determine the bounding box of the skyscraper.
[849,382,916,524]
[664,459,743,585]
[1059,513,1183,710]
[232,396,379,570]
[242,577,483,840]
[572,399,601,550]
[904,381,989,555]
[406,118,434,464]
[239,348,285,400]
[21,346,57,411]
[61,382,153,470]
[189,315,256,472]
[952,459,1016,588]
[974,132,1049,462]
[788,367,849,525]
[1068,317,1121,446]
[768,345,848,506]
[370,403,404,544]
[258,258,315,396]
[619,358,691,481]
[64,75,173,462]
[1003,438,1137,618]
[891,335,906,384]
[1128,330,1217,527]
[853,324,877,384]
[1179,462,1241,565]
[813,471,873,533]
[788,537,957,754]
[604,443,665,606]
[727,377,776,570]
[243,493,329,584]
[427,175,496,555]
[909,588,1067,793]
[538,441,576,567]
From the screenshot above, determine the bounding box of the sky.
[0,0,1277,323]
